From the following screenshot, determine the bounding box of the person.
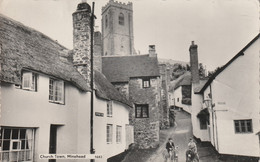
[187,137,199,162]
[165,138,175,162]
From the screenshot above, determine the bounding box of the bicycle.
[163,146,178,162]
[186,148,199,162]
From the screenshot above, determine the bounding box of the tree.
[208,66,222,78]
[199,63,206,78]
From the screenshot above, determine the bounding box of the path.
[146,110,192,162]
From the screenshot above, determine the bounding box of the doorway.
[49,125,58,162]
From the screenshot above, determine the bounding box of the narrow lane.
[147,110,192,162]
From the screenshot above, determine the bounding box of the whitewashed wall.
[1,74,91,162]
[171,86,192,114]
[93,97,130,162]
[205,38,260,157]
[191,85,210,142]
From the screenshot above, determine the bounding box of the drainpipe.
[209,85,216,148]
[90,2,96,162]
[214,109,219,151]
[209,84,219,152]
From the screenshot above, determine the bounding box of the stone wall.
[113,82,129,100]
[94,31,102,72]
[128,77,160,149]
[159,64,170,129]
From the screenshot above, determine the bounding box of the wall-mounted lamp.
[203,98,215,108]
[203,98,212,108]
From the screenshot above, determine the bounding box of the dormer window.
[49,78,64,104]
[22,71,37,91]
[119,13,124,25]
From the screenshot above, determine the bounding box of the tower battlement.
[102,0,132,14]
[102,0,135,56]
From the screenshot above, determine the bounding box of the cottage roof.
[169,72,191,92]
[197,33,260,94]
[0,14,132,107]
[176,73,191,88]
[102,55,160,83]
[94,70,132,107]
[0,14,90,91]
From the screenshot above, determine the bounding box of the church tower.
[101,0,135,56]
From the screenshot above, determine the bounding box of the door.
[49,125,57,162]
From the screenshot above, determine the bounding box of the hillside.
[158,58,189,66]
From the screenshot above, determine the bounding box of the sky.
[0,0,259,71]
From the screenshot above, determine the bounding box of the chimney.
[149,45,156,57]
[189,41,199,84]
[94,31,102,72]
[72,1,92,87]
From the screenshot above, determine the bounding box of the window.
[105,15,108,28]
[49,78,64,104]
[116,126,122,143]
[234,120,253,133]
[135,104,149,118]
[107,101,112,117]
[0,127,35,161]
[22,71,37,91]
[119,13,124,25]
[143,78,150,88]
[106,124,113,144]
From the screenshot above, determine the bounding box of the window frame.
[116,125,122,143]
[135,104,149,118]
[0,127,35,161]
[107,101,113,117]
[142,78,151,88]
[10,140,21,151]
[118,13,124,25]
[106,124,113,144]
[21,71,38,91]
[234,119,253,134]
[49,78,65,104]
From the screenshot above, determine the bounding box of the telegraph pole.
[90,2,96,162]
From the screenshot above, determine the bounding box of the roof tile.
[102,55,160,82]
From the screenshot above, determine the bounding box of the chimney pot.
[149,45,156,57]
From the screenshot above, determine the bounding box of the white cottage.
[168,72,192,113]
[190,34,260,160]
